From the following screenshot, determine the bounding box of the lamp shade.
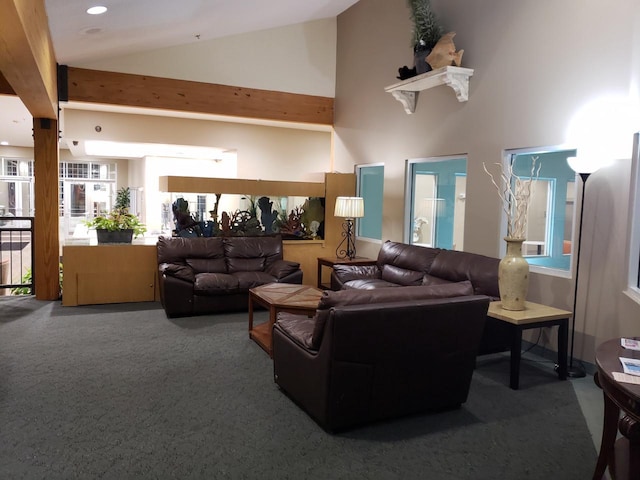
[567,156,603,175]
[334,196,364,218]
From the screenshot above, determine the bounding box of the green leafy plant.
[85,187,146,238]
[85,207,146,237]
[11,263,63,295]
[407,0,443,49]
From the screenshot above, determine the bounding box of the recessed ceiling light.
[87,6,107,15]
[0,141,9,146]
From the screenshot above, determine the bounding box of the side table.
[487,301,570,390]
[593,338,640,480]
[316,256,376,290]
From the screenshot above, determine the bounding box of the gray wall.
[334,0,640,363]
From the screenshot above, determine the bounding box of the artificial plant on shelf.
[407,0,444,74]
[85,187,146,242]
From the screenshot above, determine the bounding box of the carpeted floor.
[0,297,596,479]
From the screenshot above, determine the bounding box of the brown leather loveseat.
[157,235,302,318]
[272,285,490,432]
[330,240,510,355]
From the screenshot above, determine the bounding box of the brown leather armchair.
[272,287,490,432]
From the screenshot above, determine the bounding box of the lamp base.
[567,363,586,378]
[335,219,356,260]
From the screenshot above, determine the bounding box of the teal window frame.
[505,147,577,272]
[355,164,384,241]
[405,156,467,250]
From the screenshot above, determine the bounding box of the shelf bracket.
[390,90,418,114]
[384,66,474,114]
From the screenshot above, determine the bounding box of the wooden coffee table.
[248,283,323,357]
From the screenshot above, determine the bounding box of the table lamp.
[334,196,364,260]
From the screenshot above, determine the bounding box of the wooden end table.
[248,283,323,357]
[487,300,570,390]
[593,338,640,480]
[316,256,376,290]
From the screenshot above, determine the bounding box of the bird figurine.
[426,32,464,70]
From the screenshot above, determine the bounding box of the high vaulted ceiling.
[1,0,359,148]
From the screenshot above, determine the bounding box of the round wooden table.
[593,338,640,479]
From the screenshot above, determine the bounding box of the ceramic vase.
[498,237,529,311]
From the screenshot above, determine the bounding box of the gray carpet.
[0,297,596,479]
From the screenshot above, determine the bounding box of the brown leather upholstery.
[330,240,510,355]
[157,235,303,318]
[273,291,490,432]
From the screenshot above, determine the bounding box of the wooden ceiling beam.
[66,67,334,126]
[0,0,58,119]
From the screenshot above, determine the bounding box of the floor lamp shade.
[334,197,364,260]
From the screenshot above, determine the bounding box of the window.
[627,133,640,296]
[356,164,384,241]
[406,157,466,250]
[504,147,577,272]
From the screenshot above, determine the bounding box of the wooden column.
[33,118,60,300]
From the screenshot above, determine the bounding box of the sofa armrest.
[159,263,195,283]
[265,259,301,280]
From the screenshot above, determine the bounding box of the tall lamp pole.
[566,156,602,378]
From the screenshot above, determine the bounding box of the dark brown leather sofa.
[272,286,490,432]
[157,235,302,318]
[330,240,510,355]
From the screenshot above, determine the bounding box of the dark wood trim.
[0,0,57,118]
[33,117,61,300]
[66,67,334,125]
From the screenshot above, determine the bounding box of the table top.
[317,256,376,266]
[250,283,323,309]
[488,301,572,325]
[596,337,640,402]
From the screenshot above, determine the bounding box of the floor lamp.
[566,156,603,378]
[334,196,364,260]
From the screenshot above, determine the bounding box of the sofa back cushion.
[157,236,225,265]
[224,235,283,271]
[381,264,424,286]
[311,281,474,349]
[186,258,227,274]
[377,241,441,274]
[428,250,500,297]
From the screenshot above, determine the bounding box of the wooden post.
[33,117,60,300]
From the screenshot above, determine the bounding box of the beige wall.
[74,18,338,97]
[335,0,640,364]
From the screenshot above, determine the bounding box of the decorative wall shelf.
[384,66,474,114]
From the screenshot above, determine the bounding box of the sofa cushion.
[227,257,266,273]
[157,236,225,264]
[265,259,301,279]
[428,250,500,297]
[343,279,401,290]
[160,263,195,283]
[381,264,424,286]
[275,312,316,350]
[193,273,239,294]
[377,241,441,273]
[186,258,227,274]
[332,264,381,283]
[311,281,475,349]
[224,236,283,270]
[421,273,455,287]
[233,271,277,290]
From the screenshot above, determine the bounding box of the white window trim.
[624,132,640,304]
[355,163,384,242]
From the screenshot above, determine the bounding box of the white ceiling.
[1,0,358,150]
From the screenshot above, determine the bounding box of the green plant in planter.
[407,0,443,50]
[85,207,146,237]
[85,187,146,238]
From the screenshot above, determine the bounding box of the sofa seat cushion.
[275,312,317,350]
[311,281,475,349]
[194,273,239,294]
[422,273,455,287]
[233,271,277,290]
[187,258,227,273]
[343,279,401,290]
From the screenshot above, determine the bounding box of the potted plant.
[407,0,443,74]
[85,187,146,244]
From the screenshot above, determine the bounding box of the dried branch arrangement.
[483,156,541,239]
